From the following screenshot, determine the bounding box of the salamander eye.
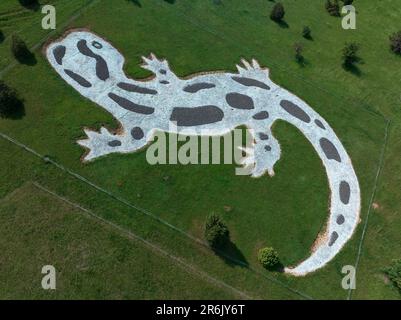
[92,41,103,49]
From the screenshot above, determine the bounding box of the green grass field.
[0,0,400,299]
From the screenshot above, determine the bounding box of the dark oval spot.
[183,82,216,93]
[92,41,103,49]
[280,100,311,123]
[226,92,254,110]
[320,138,341,162]
[117,82,157,95]
[232,76,270,90]
[328,231,339,247]
[53,45,66,65]
[336,214,345,225]
[315,119,326,130]
[159,69,167,74]
[160,80,169,84]
[170,106,224,126]
[252,111,269,120]
[339,181,351,204]
[108,140,121,147]
[259,133,269,140]
[64,69,92,88]
[108,93,154,115]
[131,127,144,140]
[265,146,272,151]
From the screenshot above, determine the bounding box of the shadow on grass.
[0,100,25,120]
[0,30,4,44]
[342,62,362,77]
[296,56,310,68]
[18,0,40,11]
[163,0,176,4]
[126,0,142,7]
[274,20,289,29]
[211,239,249,268]
[14,51,37,66]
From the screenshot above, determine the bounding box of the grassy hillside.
[0,0,400,299]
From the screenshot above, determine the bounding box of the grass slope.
[0,0,399,299]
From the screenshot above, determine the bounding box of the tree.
[390,31,401,55]
[204,214,229,249]
[325,0,340,17]
[270,3,285,22]
[11,35,30,61]
[302,26,311,39]
[258,247,280,269]
[383,259,401,292]
[294,42,304,62]
[342,42,360,66]
[0,81,22,118]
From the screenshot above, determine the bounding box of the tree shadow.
[211,239,249,268]
[342,61,362,77]
[0,99,25,120]
[126,0,142,7]
[276,20,289,29]
[0,30,4,44]
[18,0,40,11]
[296,56,310,67]
[15,50,37,66]
[163,0,176,4]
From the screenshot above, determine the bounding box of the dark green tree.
[302,26,312,39]
[270,3,285,22]
[390,31,401,55]
[0,81,22,118]
[204,214,229,249]
[11,35,30,61]
[325,0,340,17]
[383,259,401,292]
[342,42,360,66]
[258,247,280,270]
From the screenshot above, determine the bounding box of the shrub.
[0,81,22,118]
[258,247,280,269]
[342,42,360,66]
[325,0,340,17]
[204,214,229,248]
[383,259,401,291]
[294,42,304,62]
[11,35,30,61]
[302,26,311,39]
[270,3,285,22]
[390,31,401,55]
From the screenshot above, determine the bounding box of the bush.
[302,26,311,39]
[294,42,304,62]
[258,247,280,269]
[342,42,360,66]
[390,31,401,55]
[270,3,285,22]
[11,35,30,61]
[204,214,229,248]
[383,259,401,291]
[0,81,22,118]
[325,0,340,17]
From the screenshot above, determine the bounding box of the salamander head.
[46,31,124,93]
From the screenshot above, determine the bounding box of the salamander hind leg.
[240,124,281,177]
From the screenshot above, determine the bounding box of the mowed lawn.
[0,0,400,299]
